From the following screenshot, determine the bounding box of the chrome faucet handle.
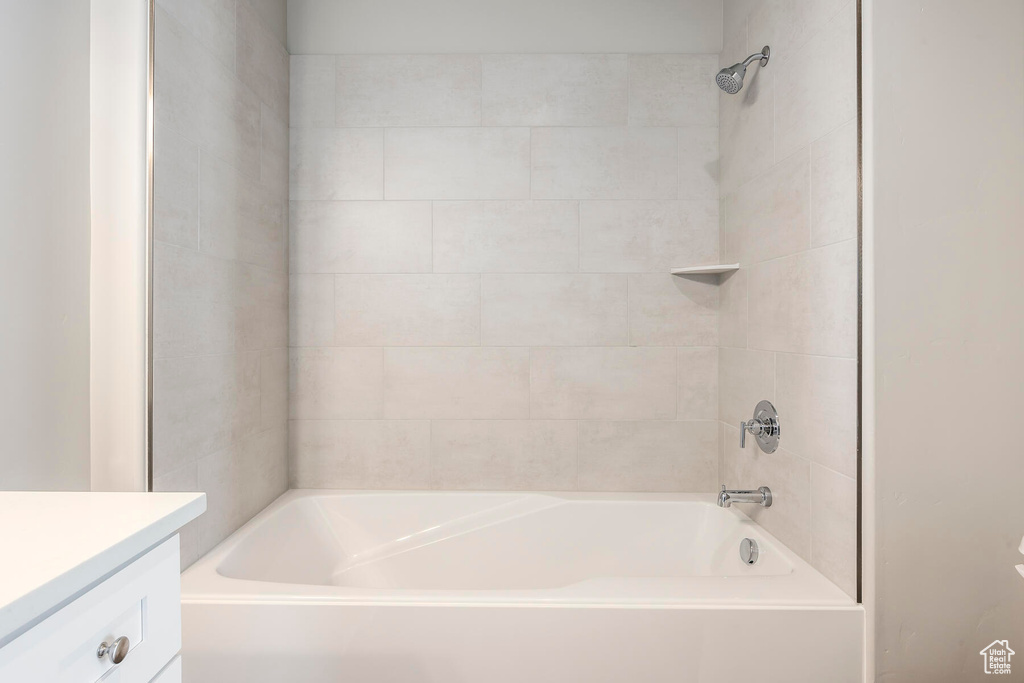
[739,420,761,447]
[739,401,780,454]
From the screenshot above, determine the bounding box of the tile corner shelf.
[670,264,740,277]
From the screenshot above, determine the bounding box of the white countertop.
[0,492,206,646]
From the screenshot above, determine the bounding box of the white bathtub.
[181,491,863,682]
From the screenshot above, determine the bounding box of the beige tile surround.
[718,0,858,597]
[289,52,724,499]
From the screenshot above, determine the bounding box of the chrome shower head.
[716,46,770,94]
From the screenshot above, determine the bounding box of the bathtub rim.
[181,489,857,609]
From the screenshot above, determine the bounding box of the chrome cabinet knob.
[97,636,130,665]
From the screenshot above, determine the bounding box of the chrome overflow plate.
[740,400,781,454]
[740,538,759,565]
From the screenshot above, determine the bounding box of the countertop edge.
[0,492,206,647]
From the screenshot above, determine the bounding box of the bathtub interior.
[215,492,795,591]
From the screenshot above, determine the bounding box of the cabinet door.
[150,655,182,683]
[0,536,182,683]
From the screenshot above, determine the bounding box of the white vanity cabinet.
[0,493,205,683]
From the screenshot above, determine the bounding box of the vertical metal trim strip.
[145,0,156,492]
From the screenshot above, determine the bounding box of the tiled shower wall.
[152,0,290,568]
[718,0,858,596]
[288,54,723,492]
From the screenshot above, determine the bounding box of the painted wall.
[152,0,289,567]
[717,0,858,598]
[288,53,722,491]
[90,0,151,492]
[0,1,92,491]
[287,0,722,55]
[868,0,1024,679]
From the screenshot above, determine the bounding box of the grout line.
[576,201,581,273]
[806,145,814,249]
[528,127,533,199]
[380,128,387,198]
[195,148,202,251]
[526,346,536,421]
[808,463,814,562]
[772,71,778,167]
[288,417,722,423]
[330,56,338,125]
[290,124,719,130]
[625,275,631,346]
[772,352,777,402]
[331,274,337,343]
[625,54,631,126]
[427,419,435,490]
[575,419,581,491]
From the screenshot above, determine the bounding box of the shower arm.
[740,47,771,68]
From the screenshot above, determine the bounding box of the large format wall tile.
[746,239,857,357]
[481,274,627,346]
[718,346,774,428]
[678,347,718,421]
[287,48,726,498]
[719,0,858,598]
[196,426,288,555]
[155,7,262,176]
[153,352,261,477]
[200,152,286,270]
[383,348,531,419]
[745,0,848,61]
[531,127,678,199]
[289,347,384,419]
[718,64,774,192]
[810,463,858,597]
[530,347,677,419]
[628,55,718,127]
[723,148,810,265]
[290,201,432,274]
[261,104,289,201]
[157,0,236,72]
[717,269,747,348]
[260,347,288,431]
[811,118,858,247]
[627,274,718,346]
[236,0,289,122]
[289,274,335,347]
[290,420,432,489]
[290,55,335,128]
[433,201,579,273]
[720,424,812,561]
[334,275,481,346]
[773,1,857,162]
[154,126,199,250]
[154,0,289,566]
[152,242,250,358]
[775,352,857,477]
[678,126,720,200]
[579,200,718,273]
[430,420,578,490]
[482,54,628,126]
[290,128,384,200]
[385,128,531,200]
[579,421,718,492]
[336,55,481,127]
